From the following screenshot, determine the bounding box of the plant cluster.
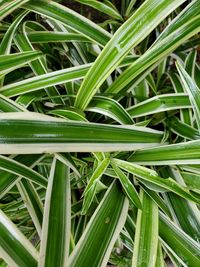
[0,0,200,266]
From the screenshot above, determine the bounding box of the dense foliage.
[0,0,200,266]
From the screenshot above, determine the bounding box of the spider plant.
[0,0,200,266]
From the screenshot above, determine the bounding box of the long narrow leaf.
[0,63,90,97]
[82,158,110,214]
[106,15,200,95]
[127,94,190,118]
[0,0,28,20]
[159,212,200,267]
[111,162,142,209]
[27,32,90,43]
[74,0,122,21]
[0,112,163,154]
[87,96,133,124]
[0,11,28,55]
[129,140,200,165]
[0,154,45,199]
[0,51,43,73]
[69,181,129,267]
[23,0,111,46]
[0,210,38,267]
[176,61,200,130]
[132,189,158,267]
[39,158,70,267]
[112,158,200,204]
[17,179,44,236]
[75,0,187,109]
[0,155,47,187]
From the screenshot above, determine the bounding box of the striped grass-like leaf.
[0,0,28,20]
[0,63,90,98]
[181,171,200,192]
[0,155,47,187]
[69,181,129,267]
[0,113,163,154]
[112,158,200,204]
[0,56,139,97]
[48,109,87,122]
[74,0,123,21]
[127,94,190,118]
[0,51,43,73]
[82,158,110,214]
[27,32,90,43]
[157,0,200,41]
[14,29,63,104]
[159,212,200,267]
[75,0,187,110]
[132,189,158,267]
[17,179,44,236]
[39,158,70,267]
[176,61,200,130]
[0,94,27,112]
[0,11,28,55]
[23,0,111,46]
[0,155,44,199]
[155,242,165,267]
[167,117,200,140]
[106,14,200,96]
[111,161,142,209]
[129,140,200,165]
[161,167,200,242]
[0,209,38,267]
[87,96,133,124]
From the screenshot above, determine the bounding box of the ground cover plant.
[0,0,200,266]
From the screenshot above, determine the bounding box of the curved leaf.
[75,0,187,110]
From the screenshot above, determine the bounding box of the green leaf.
[0,51,43,73]
[127,94,190,118]
[125,0,137,17]
[155,242,165,267]
[0,154,47,187]
[0,94,26,112]
[129,140,200,165]
[185,50,197,78]
[0,64,90,97]
[0,11,28,55]
[0,112,163,154]
[132,189,158,267]
[15,29,64,104]
[112,158,200,204]
[181,171,200,192]
[55,153,81,178]
[87,96,133,124]
[167,117,200,140]
[176,60,200,130]
[48,109,87,122]
[17,178,44,236]
[0,0,28,20]
[111,161,142,209]
[0,209,38,267]
[23,0,111,46]
[161,167,200,242]
[69,181,129,267]
[82,158,110,214]
[74,0,123,21]
[159,212,200,267]
[27,32,90,43]
[157,0,200,41]
[106,14,200,96]
[75,0,188,110]
[0,154,45,199]
[39,158,70,267]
